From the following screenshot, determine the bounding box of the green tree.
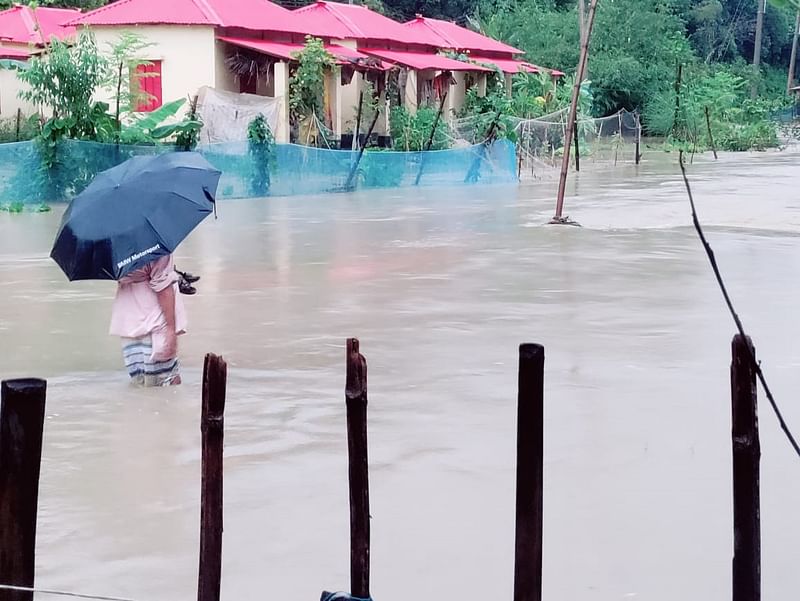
[100,32,155,125]
[17,32,110,139]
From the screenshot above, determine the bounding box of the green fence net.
[0,138,517,204]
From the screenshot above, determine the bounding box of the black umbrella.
[51,152,222,281]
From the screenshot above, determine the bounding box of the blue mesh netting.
[0,138,517,204]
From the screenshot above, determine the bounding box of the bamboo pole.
[788,10,800,94]
[705,107,718,160]
[551,0,598,224]
[752,0,766,99]
[414,90,448,185]
[352,90,364,151]
[344,109,381,192]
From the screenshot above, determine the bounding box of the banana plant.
[119,98,202,145]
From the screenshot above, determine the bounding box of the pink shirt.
[109,255,187,338]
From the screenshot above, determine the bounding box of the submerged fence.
[0,138,517,205]
[0,336,767,601]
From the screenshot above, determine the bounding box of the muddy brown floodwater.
[1,149,799,601]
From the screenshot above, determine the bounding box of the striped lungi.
[121,332,180,387]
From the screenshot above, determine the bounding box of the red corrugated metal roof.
[292,1,430,45]
[469,55,537,74]
[0,6,78,46]
[69,0,306,34]
[220,36,389,69]
[0,45,30,59]
[361,48,489,72]
[403,16,521,55]
[220,37,299,60]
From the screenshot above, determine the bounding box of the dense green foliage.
[474,0,800,149]
[289,36,335,123]
[390,105,451,150]
[5,30,203,201]
[479,0,796,113]
[247,113,275,196]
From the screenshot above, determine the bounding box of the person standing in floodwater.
[109,254,186,386]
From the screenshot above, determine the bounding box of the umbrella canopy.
[51,152,221,281]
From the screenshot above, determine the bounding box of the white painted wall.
[448,71,468,117]
[214,38,239,94]
[0,67,37,120]
[273,61,290,143]
[91,25,217,111]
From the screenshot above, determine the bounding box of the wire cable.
[0,584,139,601]
[678,151,800,459]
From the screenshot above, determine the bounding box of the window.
[133,61,163,112]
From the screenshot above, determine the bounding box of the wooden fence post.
[634,112,642,165]
[14,109,21,143]
[346,338,370,599]
[573,121,580,172]
[731,335,760,601]
[705,107,718,161]
[514,344,544,601]
[0,379,47,601]
[198,354,227,601]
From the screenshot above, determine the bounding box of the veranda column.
[274,61,291,143]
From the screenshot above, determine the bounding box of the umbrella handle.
[203,186,217,220]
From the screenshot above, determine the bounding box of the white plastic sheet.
[196,86,281,144]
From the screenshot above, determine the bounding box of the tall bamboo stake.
[551,0,598,224]
[788,10,800,94]
[752,0,766,99]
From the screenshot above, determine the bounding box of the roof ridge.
[191,0,223,25]
[422,18,458,48]
[17,5,44,44]
[66,0,138,25]
[320,1,365,38]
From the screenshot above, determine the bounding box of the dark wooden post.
[514,344,544,601]
[198,354,227,601]
[573,121,580,172]
[14,109,21,143]
[705,107,718,160]
[0,379,47,601]
[346,338,370,599]
[731,335,760,601]
[634,112,642,165]
[414,90,448,186]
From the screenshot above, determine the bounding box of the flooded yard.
[1,149,799,601]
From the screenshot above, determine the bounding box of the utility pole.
[551,0,598,225]
[788,9,800,93]
[752,0,766,99]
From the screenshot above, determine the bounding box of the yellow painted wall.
[91,25,217,110]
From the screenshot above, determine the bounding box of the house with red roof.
[0,5,80,119]
[403,16,564,115]
[60,0,559,146]
[285,1,493,137]
[68,0,314,141]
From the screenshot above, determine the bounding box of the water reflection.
[0,150,799,601]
